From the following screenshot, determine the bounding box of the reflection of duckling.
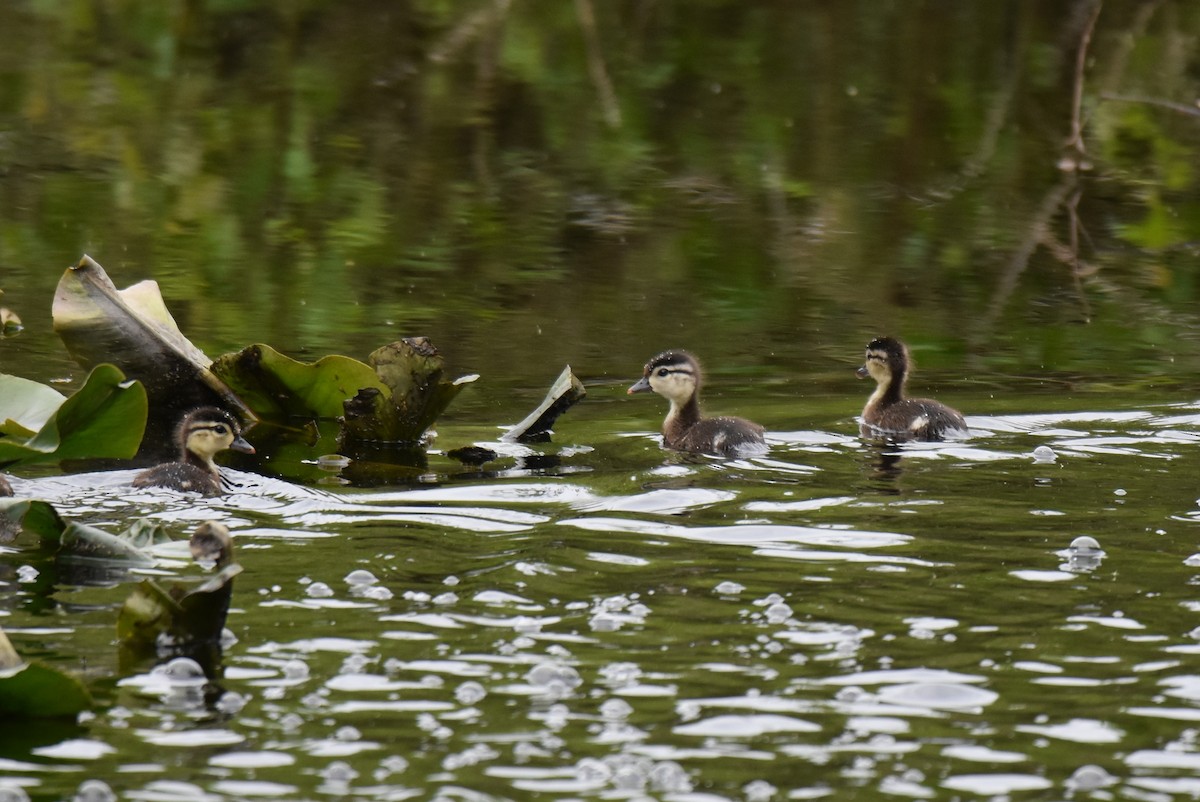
[628,350,767,458]
[133,408,255,496]
[189,521,234,569]
[857,337,967,441]
[0,475,11,497]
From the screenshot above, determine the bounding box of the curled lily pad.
[340,338,478,444]
[52,255,253,421]
[503,365,586,442]
[0,364,148,467]
[211,343,388,419]
[0,627,93,718]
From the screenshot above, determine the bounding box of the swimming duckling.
[857,336,967,441]
[133,407,255,496]
[628,350,767,458]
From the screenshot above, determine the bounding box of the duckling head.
[180,407,256,468]
[628,350,700,408]
[189,520,234,569]
[856,336,909,387]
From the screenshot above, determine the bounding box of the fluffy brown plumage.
[0,475,11,497]
[857,337,967,442]
[133,407,255,496]
[628,350,767,458]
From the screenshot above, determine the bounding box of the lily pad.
[211,343,388,419]
[0,627,93,718]
[0,364,148,467]
[52,255,253,420]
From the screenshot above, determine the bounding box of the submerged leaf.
[0,365,148,467]
[211,343,387,419]
[503,365,586,442]
[52,255,253,420]
[0,628,92,718]
[0,498,169,566]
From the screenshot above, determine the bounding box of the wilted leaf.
[0,499,170,566]
[0,308,21,333]
[117,564,242,649]
[503,365,586,442]
[0,365,148,467]
[52,255,253,420]
[118,523,240,650]
[211,343,387,419]
[340,338,478,444]
[0,628,92,718]
[0,498,69,544]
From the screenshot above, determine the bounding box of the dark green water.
[4,2,1200,800]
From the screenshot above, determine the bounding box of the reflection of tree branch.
[575,0,622,129]
[1099,93,1200,119]
[430,0,510,64]
[982,175,1077,332]
[1065,1,1102,156]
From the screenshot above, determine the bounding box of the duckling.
[857,336,967,441]
[0,475,11,497]
[133,407,255,496]
[628,350,767,458]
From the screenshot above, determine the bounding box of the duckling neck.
[869,371,906,410]
[183,446,220,477]
[664,394,702,440]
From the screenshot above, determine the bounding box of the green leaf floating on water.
[0,627,93,718]
[211,343,389,419]
[0,364,148,467]
[52,255,254,420]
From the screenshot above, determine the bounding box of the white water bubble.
[765,601,793,624]
[600,698,633,721]
[345,569,378,586]
[1031,446,1057,464]
[216,691,248,715]
[157,657,206,686]
[320,760,358,783]
[599,662,642,687]
[649,761,692,793]
[0,786,30,802]
[283,659,310,680]
[306,582,334,598]
[744,779,778,801]
[279,713,305,731]
[714,580,745,595]
[73,780,116,802]
[335,726,362,742]
[16,565,38,583]
[433,592,459,605]
[356,585,394,601]
[374,755,409,780]
[526,661,582,694]
[1066,764,1117,791]
[455,681,487,705]
[575,757,612,784]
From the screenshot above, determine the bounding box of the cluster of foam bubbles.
[586,594,651,632]
[572,755,692,795]
[525,660,583,700]
[345,569,394,600]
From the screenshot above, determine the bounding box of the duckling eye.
[657,368,669,377]
[213,425,228,435]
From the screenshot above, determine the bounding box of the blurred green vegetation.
[1,1,1200,396]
